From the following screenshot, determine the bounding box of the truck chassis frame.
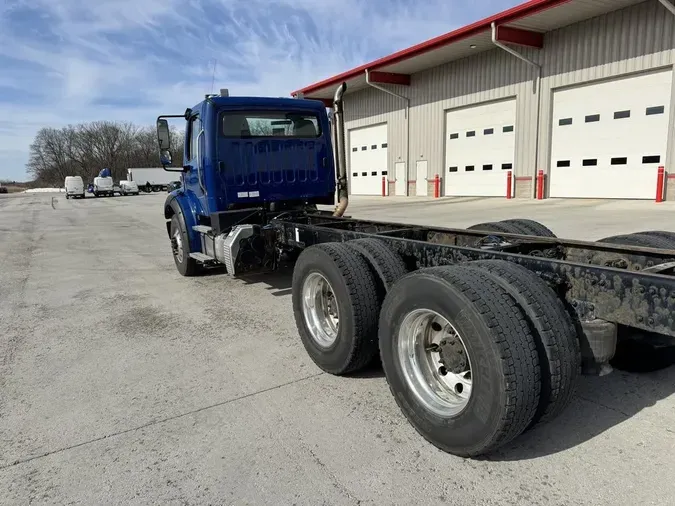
[272,212,675,340]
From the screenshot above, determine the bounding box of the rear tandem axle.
[177,210,675,457]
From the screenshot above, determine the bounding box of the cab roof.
[201,95,328,111]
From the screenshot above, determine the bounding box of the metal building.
[291,0,675,200]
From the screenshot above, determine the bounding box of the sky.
[0,0,521,181]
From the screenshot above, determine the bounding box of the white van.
[120,180,139,196]
[64,176,85,199]
[93,176,114,197]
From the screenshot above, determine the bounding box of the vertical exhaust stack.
[332,82,349,217]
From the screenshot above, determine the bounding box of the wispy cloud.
[0,0,520,181]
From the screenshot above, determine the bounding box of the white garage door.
[444,99,516,197]
[349,124,388,195]
[549,69,672,199]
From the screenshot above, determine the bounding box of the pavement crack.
[576,394,632,418]
[2,372,325,470]
[577,394,675,436]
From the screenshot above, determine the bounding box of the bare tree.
[27,128,79,184]
[248,119,275,136]
[25,120,186,185]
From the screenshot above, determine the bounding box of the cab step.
[193,225,213,234]
[189,252,216,263]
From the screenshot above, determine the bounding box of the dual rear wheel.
[291,236,580,457]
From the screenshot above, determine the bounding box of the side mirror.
[157,114,188,172]
[160,149,173,166]
[157,119,171,150]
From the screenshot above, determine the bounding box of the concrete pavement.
[1,192,674,505]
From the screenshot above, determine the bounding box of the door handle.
[197,129,206,195]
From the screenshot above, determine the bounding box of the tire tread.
[171,214,200,277]
[294,242,381,374]
[399,265,541,454]
[347,238,408,291]
[467,221,520,234]
[597,233,675,250]
[500,219,557,238]
[468,259,580,425]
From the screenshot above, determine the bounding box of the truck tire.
[170,214,201,277]
[499,219,557,238]
[292,242,380,375]
[345,238,408,291]
[466,221,521,234]
[378,265,541,457]
[596,233,675,249]
[625,231,675,248]
[467,259,580,427]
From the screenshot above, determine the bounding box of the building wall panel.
[408,48,538,184]
[343,86,407,190]
[341,0,675,198]
[537,0,675,179]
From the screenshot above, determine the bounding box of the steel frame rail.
[272,214,675,338]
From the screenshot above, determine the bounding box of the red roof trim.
[496,25,545,48]
[369,71,411,86]
[291,0,572,97]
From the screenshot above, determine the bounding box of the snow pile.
[23,188,66,193]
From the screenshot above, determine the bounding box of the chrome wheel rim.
[396,309,473,417]
[301,272,340,348]
[172,229,184,264]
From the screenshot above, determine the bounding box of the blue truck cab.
[156,86,345,276]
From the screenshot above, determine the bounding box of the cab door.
[183,112,208,214]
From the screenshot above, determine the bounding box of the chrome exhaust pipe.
[332,82,348,217]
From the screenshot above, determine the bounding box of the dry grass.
[4,186,26,193]
[0,181,38,193]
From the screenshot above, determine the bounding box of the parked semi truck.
[156,84,675,458]
[127,167,175,192]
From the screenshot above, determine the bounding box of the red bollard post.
[506,170,513,199]
[536,170,544,200]
[434,174,440,198]
[382,176,386,197]
[656,165,665,203]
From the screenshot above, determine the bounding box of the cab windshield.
[220,111,322,139]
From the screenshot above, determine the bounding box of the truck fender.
[164,193,202,254]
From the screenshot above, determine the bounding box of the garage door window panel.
[348,124,388,195]
[646,106,665,115]
[444,99,517,197]
[550,70,672,199]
